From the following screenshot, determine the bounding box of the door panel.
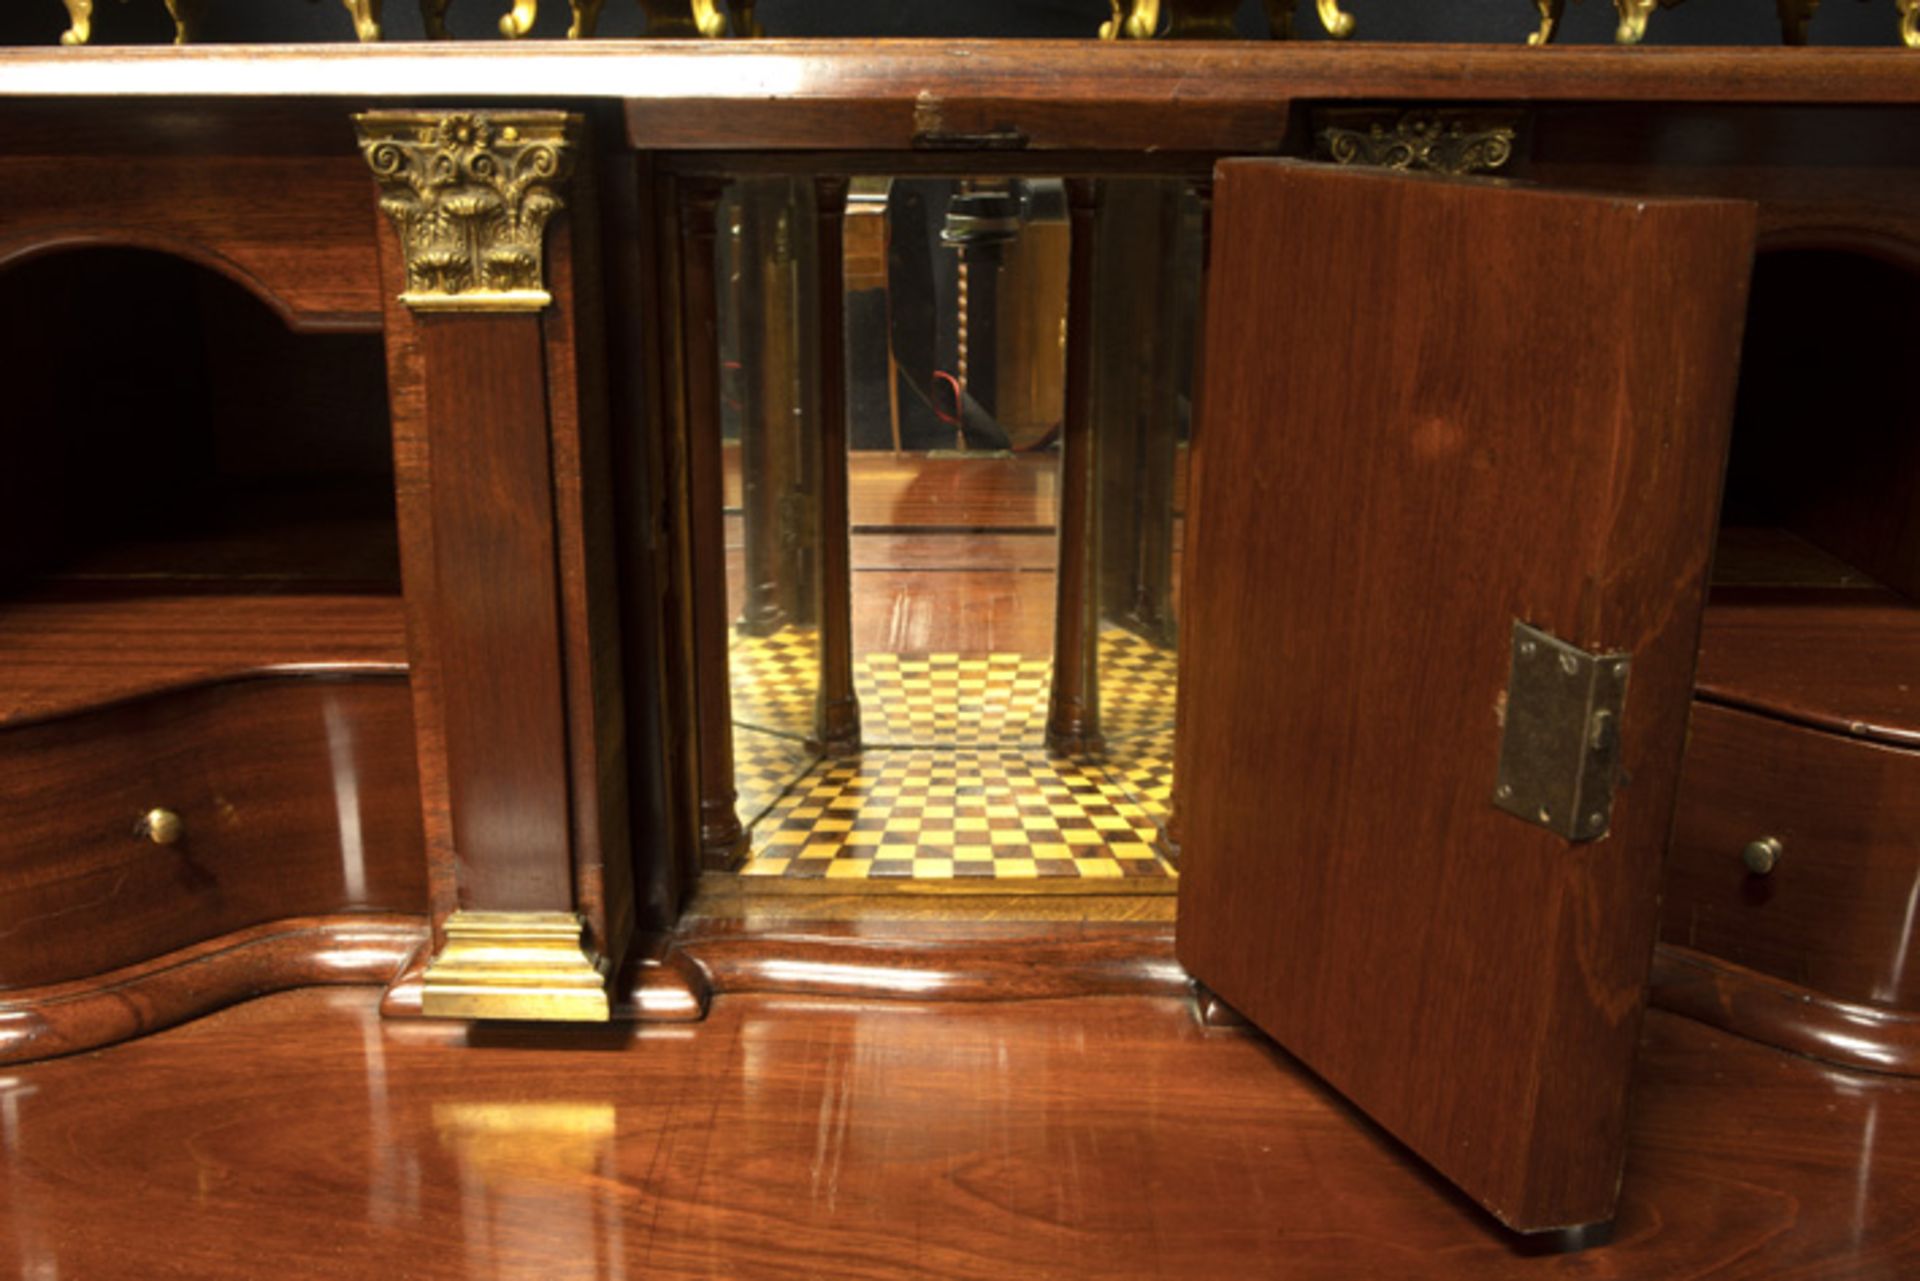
[1175,160,1755,1233]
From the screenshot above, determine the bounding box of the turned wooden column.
[677,176,748,868]
[814,174,862,756]
[1048,178,1104,757]
[358,110,631,1021]
[1166,175,1211,856]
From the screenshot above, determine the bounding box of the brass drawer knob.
[1741,836,1783,876]
[138,808,185,846]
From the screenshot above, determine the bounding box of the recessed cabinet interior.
[0,44,1917,1248]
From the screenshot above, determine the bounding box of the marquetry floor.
[726,450,1181,882]
[732,628,1180,880]
[740,748,1174,881]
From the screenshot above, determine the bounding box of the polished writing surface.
[4,989,1920,1277]
[1176,161,1755,1232]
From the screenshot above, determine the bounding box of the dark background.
[0,0,1899,47]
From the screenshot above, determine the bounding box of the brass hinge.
[1492,621,1630,843]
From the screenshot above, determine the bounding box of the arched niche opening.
[0,246,397,593]
[1716,245,1920,600]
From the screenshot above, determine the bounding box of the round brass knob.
[140,808,184,846]
[1741,836,1783,876]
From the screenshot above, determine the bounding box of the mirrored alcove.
[684,171,1204,886]
[714,178,827,829]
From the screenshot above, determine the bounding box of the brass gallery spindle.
[1530,0,1915,46]
[61,0,385,43]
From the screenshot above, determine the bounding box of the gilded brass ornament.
[1901,0,1917,47]
[494,0,735,37]
[1529,0,1702,46]
[1615,0,1663,43]
[61,0,387,42]
[58,0,91,44]
[355,111,579,314]
[1317,109,1520,177]
[1308,0,1357,37]
[59,0,205,43]
[340,0,382,39]
[1102,0,1353,38]
[422,911,611,1022]
[1099,0,1158,37]
[1529,0,1563,45]
[498,0,537,36]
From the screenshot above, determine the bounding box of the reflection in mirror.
[1089,179,1203,831]
[729,174,1193,884]
[718,179,824,827]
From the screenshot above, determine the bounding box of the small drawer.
[0,676,427,991]
[1661,699,1920,1011]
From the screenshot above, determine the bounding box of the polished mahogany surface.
[1696,589,1920,749]
[4,988,1919,1278]
[0,593,405,726]
[0,676,426,989]
[1177,161,1755,1231]
[1663,700,1920,1011]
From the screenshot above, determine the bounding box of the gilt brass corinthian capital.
[354,111,580,314]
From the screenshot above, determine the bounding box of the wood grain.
[1697,588,1920,750]
[1176,161,1756,1232]
[0,593,404,727]
[0,915,422,1066]
[0,154,381,329]
[5,44,1920,121]
[676,917,1187,1003]
[851,568,1057,659]
[0,676,426,990]
[848,452,1058,531]
[542,183,637,970]
[1046,178,1102,756]
[411,314,576,912]
[1652,944,1920,1077]
[676,177,746,869]
[1663,700,1920,1010]
[5,987,1920,1276]
[602,148,699,936]
[814,176,861,754]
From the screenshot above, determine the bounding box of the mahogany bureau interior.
[0,41,1917,1242]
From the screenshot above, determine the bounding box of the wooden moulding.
[1650,944,1920,1077]
[670,920,1187,1003]
[7,45,1920,132]
[0,914,425,1066]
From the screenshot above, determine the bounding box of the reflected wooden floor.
[4,988,1918,1278]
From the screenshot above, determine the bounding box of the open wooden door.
[1175,160,1756,1235]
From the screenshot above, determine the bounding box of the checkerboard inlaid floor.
[733,725,817,827]
[856,652,1053,746]
[728,625,1180,881]
[739,748,1178,881]
[1097,725,1174,827]
[1096,629,1179,742]
[729,624,820,741]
